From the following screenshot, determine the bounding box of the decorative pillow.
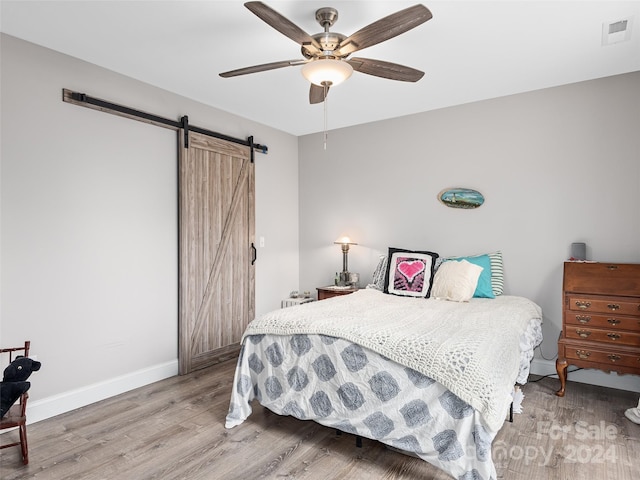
[488,251,504,296]
[447,254,495,299]
[431,259,483,302]
[371,255,388,291]
[383,247,439,298]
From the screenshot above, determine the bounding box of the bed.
[225,251,543,480]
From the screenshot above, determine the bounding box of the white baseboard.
[25,360,179,425]
[530,358,640,393]
[12,357,638,428]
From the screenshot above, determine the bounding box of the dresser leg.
[555,358,568,397]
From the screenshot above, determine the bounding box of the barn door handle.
[251,243,257,265]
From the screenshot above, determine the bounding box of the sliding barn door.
[178,131,255,374]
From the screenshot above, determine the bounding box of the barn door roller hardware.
[62,89,268,160]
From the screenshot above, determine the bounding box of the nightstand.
[316,286,358,300]
[281,297,314,308]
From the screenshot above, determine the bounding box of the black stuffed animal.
[1,356,42,418]
[0,381,30,418]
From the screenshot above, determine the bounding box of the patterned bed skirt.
[226,333,499,480]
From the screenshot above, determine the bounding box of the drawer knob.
[576,329,591,338]
[606,333,621,340]
[607,318,621,325]
[607,304,620,311]
[608,354,621,363]
[576,301,591,310]
[576,350,591,360]
[607,265,618,270]
[577,315,591,324]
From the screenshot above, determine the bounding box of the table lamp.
[334,236,357,286]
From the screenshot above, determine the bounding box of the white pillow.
[430,259,483,302]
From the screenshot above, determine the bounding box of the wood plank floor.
[1,359,639,479]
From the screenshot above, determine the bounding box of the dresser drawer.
[563,262,640,296]
[564,327,640,347]
[565,312,640,331]
[567,295,640,316]
[565,345,640,370]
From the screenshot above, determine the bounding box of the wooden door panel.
[179,132,254,374]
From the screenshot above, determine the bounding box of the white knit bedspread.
[244,289,542,431]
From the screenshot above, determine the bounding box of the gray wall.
[0,34,300,421]
[299,71,640,390]
[2,32,638,421]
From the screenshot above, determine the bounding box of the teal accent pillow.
[449,254,495,298]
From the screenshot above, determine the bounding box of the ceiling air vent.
[602,17,633,45]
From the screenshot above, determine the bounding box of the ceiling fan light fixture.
[301,59,353,87]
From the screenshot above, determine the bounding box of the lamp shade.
[301,59,353,86]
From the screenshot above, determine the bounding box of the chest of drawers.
[556,262,640,396]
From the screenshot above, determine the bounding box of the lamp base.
[338,271,359,288]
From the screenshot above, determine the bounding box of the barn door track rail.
[62,88,268,161]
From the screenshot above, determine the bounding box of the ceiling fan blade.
[245,2,321,53]
[336,4,432,56]
[348,57,424,82]
[309,84,330,104]
[219,59,306,78]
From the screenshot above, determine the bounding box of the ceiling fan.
[220,2,433,104]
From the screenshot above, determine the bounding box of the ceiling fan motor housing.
[303,32,347,58]
[300,8,346,59]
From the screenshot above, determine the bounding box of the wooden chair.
[0,340,31,465]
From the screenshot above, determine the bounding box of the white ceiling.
[1,1,639,136]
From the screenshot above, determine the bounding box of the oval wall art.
[438,188,485,209]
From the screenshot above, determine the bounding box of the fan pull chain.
[323,82,329,150]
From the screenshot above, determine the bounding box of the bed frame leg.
[334,429,362,448]
[509,402,513,423]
